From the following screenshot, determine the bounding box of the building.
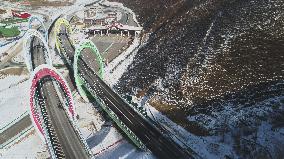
[83,18,93,27]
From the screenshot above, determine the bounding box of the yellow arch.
[54,18,73,53]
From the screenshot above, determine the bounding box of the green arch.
[74,39,104,100]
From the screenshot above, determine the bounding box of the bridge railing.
[69,118,94,157]
[55,16,147,151]
[78,73,147,150]
[34,93,62,159]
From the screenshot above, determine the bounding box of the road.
[0,41,23,70]
[78,58,192,159]
[31,36,46,67]
[0,115,31,145]
[39,80,89,159]
[31,36,90,158]
[58,26,193,158]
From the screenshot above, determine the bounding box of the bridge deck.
[32,36,90,158]
[58,29,193,158]
[40,80,89,159]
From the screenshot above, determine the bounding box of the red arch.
[29,66,74,135]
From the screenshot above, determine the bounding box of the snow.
[95,141,155,159]
[140,93,284,159]
[102,1,140,26]
[74,94,155,158]
[0,130,48,158]
[0,75,29,128]
[0,41,17,57]
[12,52,25,63]
[104,36,141,87]
[144,103,237,159]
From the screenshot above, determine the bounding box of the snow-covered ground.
[0,130,49,158]
[0,41,17,57]
[0,75,29,128]
[104,36,141,87]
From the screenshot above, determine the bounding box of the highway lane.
[58,32,75,64]
[31,35,90,158]
[77,58,192,159]
[31,36,46,68]
[39,80,90,159]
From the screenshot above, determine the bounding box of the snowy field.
[0,131,49,159]
[0,75,29,128]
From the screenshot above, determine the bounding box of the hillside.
[112,0,284,158]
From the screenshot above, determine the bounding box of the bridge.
[25,26,92,158]
[2,13,195,159]
[54,18,193,159]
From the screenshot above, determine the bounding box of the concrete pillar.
[120,31,123,36]
[127,31,130,37]
[106,29,109,36]
[101,30,103,36]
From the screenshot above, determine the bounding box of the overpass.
[55,18,194,159]
[26,30,91,158]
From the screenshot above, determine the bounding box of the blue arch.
[28,16,48,41]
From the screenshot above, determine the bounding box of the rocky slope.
[112,0,284,158]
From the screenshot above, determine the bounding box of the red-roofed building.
[12,10,31,19]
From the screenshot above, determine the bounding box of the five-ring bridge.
[20,15,194,159]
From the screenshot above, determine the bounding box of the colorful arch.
[74,39,104,101]
[23,29,52,72]
[28,16,48,41]
[29,64,75,141]
[54,18,73,53]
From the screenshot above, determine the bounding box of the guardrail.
[52,80,93,157]
[79,73,147,150]
[56,24,147,151]
[70,119,93,157]
[39,99,63,159]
